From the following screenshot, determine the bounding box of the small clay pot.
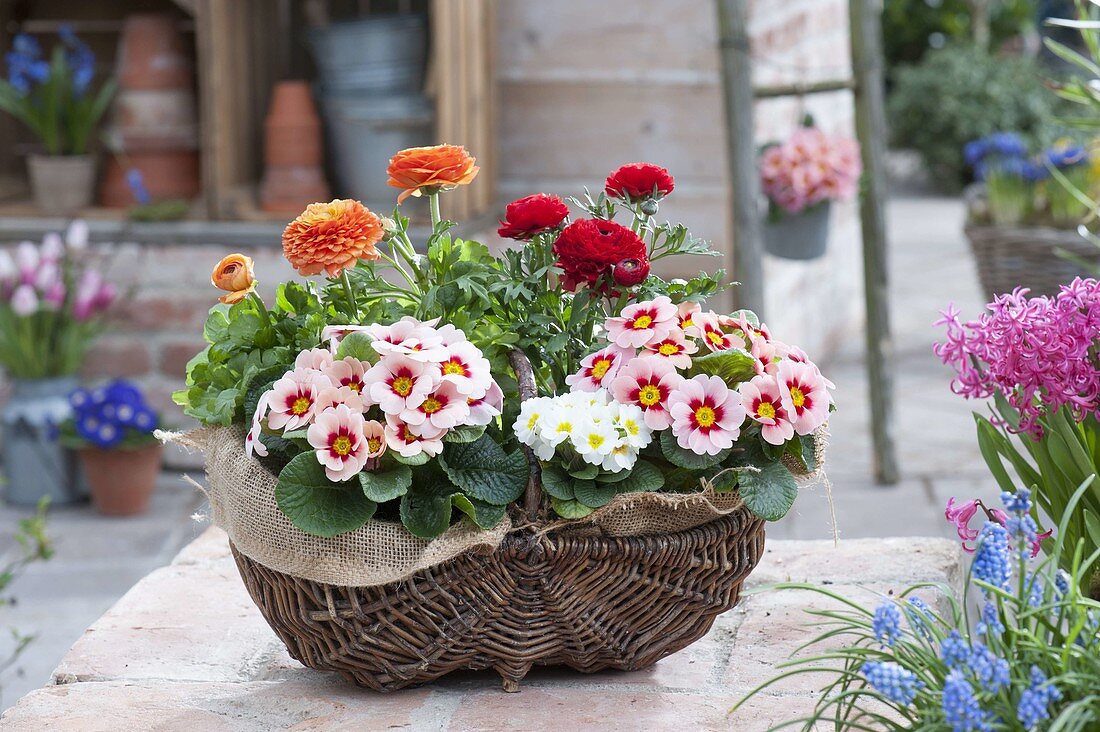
[79,443,163,516]
[261,165,331,213]
[264,81,324,167]
[117,14,193,91]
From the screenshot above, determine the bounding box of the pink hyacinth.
[945,497,1051,557]
[934,279,1100,435]
[759,127,861,214]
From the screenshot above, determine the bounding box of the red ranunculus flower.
[497,193,570,240]
[553,219,648,291]
[604,163,675,202]
[613,257,650,287]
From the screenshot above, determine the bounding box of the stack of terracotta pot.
[100,14,200,207]
[260,81,330,213]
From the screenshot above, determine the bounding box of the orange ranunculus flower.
[282,199,384,277]
[386,144,479,203]
[211,253,256,304]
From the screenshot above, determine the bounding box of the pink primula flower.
[324,356,368,397]
[365,355,437,415]
[267,368,332,431]
[437,340,494,398]
[695,313,741,352]
[605,295,678,349]
[740,375,794,446]
[369,316,449,363]
[295,348,334,372]
[315,385,366,414]
[677,301,703,338]
[642,328,698,370]
[307,404,370,482]
[362,420,387,459]
[402,381,471,431]
[611,357,684,430]
[384,415,445,458]
[466,381,504,426]
[565,345,632,392]
[668,374,746,455]
[776,360,830,435]
[245,391,271,459]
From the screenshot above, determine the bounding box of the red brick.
[110,295,211,332]
[81,339,152,378]
[159,340,207,378]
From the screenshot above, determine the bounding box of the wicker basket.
[221,350,769,691]
[965,224,1100,301]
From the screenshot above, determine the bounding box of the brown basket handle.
[507,348,544,521]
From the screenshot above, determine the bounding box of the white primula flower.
[615,403,653,449]
[600,440,638,473]
[570,419,619,466]
[514,397,554,447]
[539,407,579,449]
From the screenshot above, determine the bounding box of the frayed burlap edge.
[160,426,511,588]
[562,424,831,537]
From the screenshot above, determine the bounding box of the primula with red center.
[611,357,685,430]
[315,385,365,415]
[365,355,436,415]
[383,414,446,458]
[466,381,504,426]
[643,327,698,370]
[696,313,741,352]
[362,420,386,460]
[497,193,569,240]
[777,360,830,435]
[668,375,746,455]
[437,340,493,398]
[368,316,449,363]
[267,369,331,431]
[677,301,702,338]
[605,295,678,349]
[307,404,371,482]
[565,344,632,392]
[402,381,470,431]
[740,374,794,445]
[323,356,368,396]
[604,162,675,202]
[552,218,647,292]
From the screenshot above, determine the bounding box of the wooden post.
[850,0,899,484]
[716,0,765,319]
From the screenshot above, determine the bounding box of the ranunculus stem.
[429,192,442,229]
[248,292,272,329]
[339,270,358,321]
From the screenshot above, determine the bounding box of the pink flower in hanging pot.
[676,301,703,338]
[362,420,386,459]
[604,296,678,349]
[315,385,365,414]
[267,368,332,431]
[369,317,449,363]
[740,374,794,446]
[668,374,746,455]
[295,347,335,372]
[245,392,271,459]
[323,356,368,397]
[695,313,742,353]
[308,404,371,482]
[611,356,684,430]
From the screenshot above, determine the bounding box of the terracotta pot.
[261,165,331,213]
[27,155,96,214]
[264,81,324,167]
[79,443,163,516]
[116,14,193,90]
[100,151,200,207]
[109,89,199,151]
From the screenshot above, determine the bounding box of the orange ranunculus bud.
[282,199,384,278]
[211,253,256,304]
[386,144,479,203]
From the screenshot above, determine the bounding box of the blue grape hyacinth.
[872,601,903,647]
[860,661,923,706]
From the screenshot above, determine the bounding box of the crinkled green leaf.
[573,480,617,508]
[399,482,453,538]
[335,331,378,364]
[540,465,575,500]
[275,453,376,537]
[611,460,664,494]
[359,463,413,503]
[439,435,528,506]
[550,496,594,519]
[738,461,798,521]
[687,348,756,385]
[660,430,730,470]
[443,424,487,444]
[451,494,506,529]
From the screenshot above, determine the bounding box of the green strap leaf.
[275,453,377,537]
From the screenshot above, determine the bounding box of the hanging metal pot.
[763,202,832,261]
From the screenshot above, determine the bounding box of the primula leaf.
[400,482,454,538]
[550,496,594,519]
[439,435,528,506]
[786,433,817,473]
[729,309,760,328]
[540,465,575,500]
[359,463,413,503]
[738,461,798,521]
[443,424,487,444]
[573,480,618,508]
[275,453,377,537]
[335,332,378,364]
[660,430,730,470]
[568,462,601,480]
[687,348,757,386]
[392,450,431,467]
[451,494,507,529]
[611,460,664,494]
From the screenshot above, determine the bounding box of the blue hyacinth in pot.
[0,223,117,506]
[0,27,116,214]
[60,381,162,516]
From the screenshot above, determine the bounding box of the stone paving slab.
[2,527,962,731]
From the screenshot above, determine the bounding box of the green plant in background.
[0,28,115,156]
[889,45,1064,189]
[733,485,1100,731]
[884,0,1036,72]
[0,498,52,704]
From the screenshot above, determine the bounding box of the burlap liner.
[163,424,828,586]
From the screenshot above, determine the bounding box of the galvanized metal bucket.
[763,202,832,261]
[308,15,427,94]
[2,377,85,506]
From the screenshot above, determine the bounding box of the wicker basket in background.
[964,224,1100,301]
